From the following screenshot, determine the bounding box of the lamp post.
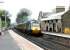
[4,11,11,30]
[0,17,1,32]
[5,11,6,29]
[0,17,2,35]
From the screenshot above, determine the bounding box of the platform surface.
[8,30,44,50]
[42,31,70,38]
[0,31,21,50]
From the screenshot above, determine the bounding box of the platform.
[8,30,44,50]
[42,31,70,38]
[0,31,21,50]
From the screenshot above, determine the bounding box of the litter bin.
[0,32,1,35]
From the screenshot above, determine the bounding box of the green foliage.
[0,10,4,16]
[16,8,31,23]
[0,9,10,28]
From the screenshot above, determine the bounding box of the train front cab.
[31,27,42,36]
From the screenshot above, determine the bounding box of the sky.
[0,0,70,23]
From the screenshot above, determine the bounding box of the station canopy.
[41,12,65,21]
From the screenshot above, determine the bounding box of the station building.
[38,6,68,33]
[40,12,64,32]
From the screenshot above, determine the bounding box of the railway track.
[12,29,70,50]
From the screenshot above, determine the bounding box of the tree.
[0,10,11,29]
[16,8,31,24]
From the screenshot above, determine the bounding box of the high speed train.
[15,20,42,35]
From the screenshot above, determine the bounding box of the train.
[15,20,42,35]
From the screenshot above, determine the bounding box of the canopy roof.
[41,12,65,21]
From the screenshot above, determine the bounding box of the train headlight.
[37,27,40,30]
[32,27,40,30]
[32,27,36,30]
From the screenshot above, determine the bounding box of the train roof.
[15,20,39,25]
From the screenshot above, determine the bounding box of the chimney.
[56,6,65,13]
